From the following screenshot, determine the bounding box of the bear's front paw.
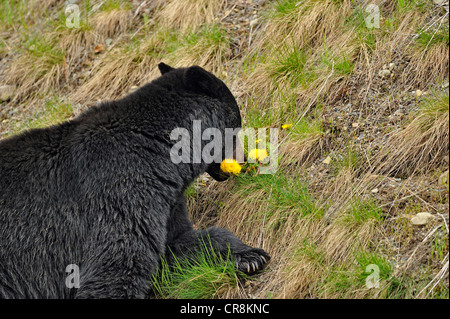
[233,248,270,275]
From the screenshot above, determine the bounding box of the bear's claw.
[233,248,270,275]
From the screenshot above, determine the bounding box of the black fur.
[0,64,269,299]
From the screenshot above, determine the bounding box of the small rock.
[322,156,332,165]
[394,109,404,116]
[415,89,424,97]
[249,18,258,28]
[442,81,449,89]
[352,122,359,128]
[371,188,379,194]
[388,62,396,70]
[0,85,16,102]
[378,69,391,78]
[128,85,138,93]
[105,38,113,47]
[410,212,434,226]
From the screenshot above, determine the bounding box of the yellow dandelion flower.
[220,159,242,175]
[248,148,268,162]
[282,124,293,130]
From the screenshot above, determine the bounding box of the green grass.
[419,90,449,115]
[354,250,393,283]
[429,225,448,265]
[425,281,450,299]
[184,24,228,48]
[175,24,230,65]
[345,5,377,51]
[242,51,264,74]
[185,182,198,200]
[316,197,388,297]
[244,102,277,128]
[382,0,430,34]
[415,90,449,130]
[396,0,429,13]
[152,240,242,299]
[320,249,394,298]
[143,24,229,67]
[330,146,363,174]
[321,49,354,76]
[289,114,324,142]
[234,172,323,220]
[8,96,73,137]
[0,0,22,30]
[0,0,41,31]
[268,0,300,19]
[295,239,327,266]
[269,45,316,88]
[53,5,92,32]
[102,0,132,11]
[1,0,447,300]
[21,34,64,67]
[140,28,180,57]
[341,197,384,226]
[244,89,301,128]
[415,26,450,49]
[0,37,7,56]
[396,0,417,13]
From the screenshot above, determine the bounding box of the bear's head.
[157,63,243,182]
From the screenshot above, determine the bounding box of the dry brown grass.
[204,0,448,299]
[408,43,449,87]
[70,44,158,103]
[71,0,230,104]
[372,91,449,178]
[1,3,135,105]
[279,137,327,172]
[72,20,231,103]
[92,8,133,38]
[240,0,359,125]
[1,0,448,299]
[259,0,352,48]
[200,166,383,299]
[0,0,62,33]
[2,34,65,105]
[155,0,226,33]
[163,27,230,76]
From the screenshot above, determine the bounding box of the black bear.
[0,63,269,298]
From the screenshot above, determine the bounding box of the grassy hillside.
[0,0,448,299]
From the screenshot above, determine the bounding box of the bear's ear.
[158,62,174,75]
[183,66,217,96]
